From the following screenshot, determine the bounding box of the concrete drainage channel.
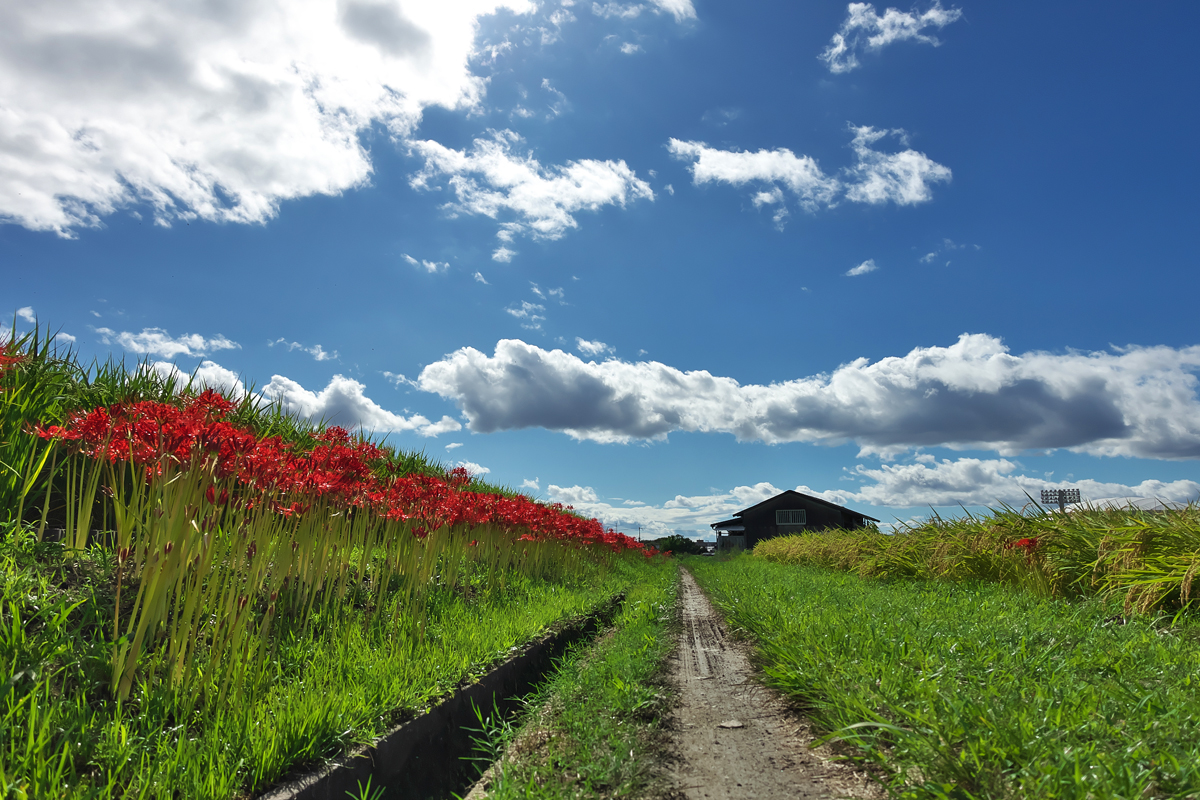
[257,594,625,800]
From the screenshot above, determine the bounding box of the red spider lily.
[0,347,27,374]
[1006,537,1039,551]
[37,389,647,554]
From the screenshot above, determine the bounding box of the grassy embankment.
[468,562,679,800]
[755,506,1200,612]
[688,510,1200,800]
[0,328,665,799]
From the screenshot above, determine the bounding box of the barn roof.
[713,489,879,527]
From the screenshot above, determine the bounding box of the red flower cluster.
[0,345,26,374]
[38,390,645,554]
[1006,537,1039,551]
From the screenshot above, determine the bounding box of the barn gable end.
[711,489,878,551]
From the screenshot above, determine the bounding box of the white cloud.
[590,0,693,22]
[593,2,643,19]
[403,253,449,273]
[505,301,546,330]
[831,457,1200,509]
[576,337,612,356]
[668,125,949,224]
[843,126,952,205]
[455,459,491,475]
[55,332,77,344]
[149,359,250,400]
[648,0,696,22]
[16,307,35,323]
[820,1,963,74]
[445,441,464,449]
[473,271,490,284]
[919,237,978,264]
[545,481,782,538]
[96,327,240,358]
[417,335,1200,459]
[541,78,569,117]
[0,0,538,237]
[846,258,877,276]
[270,338,339,362]
[263,372,461,436]
[492,247,516,262]
[382,370,418,389]
[620,42,642,54]
[546,484,599,505]
[669,139,838,212]
[521,477,540,491]
[408,129,653,254]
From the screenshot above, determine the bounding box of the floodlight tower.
[1040,488,1081,513]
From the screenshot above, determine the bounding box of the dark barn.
[710,489,878,551]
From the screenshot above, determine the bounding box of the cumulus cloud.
[16,307,35,323]
[843,126,952,205]
[492,247,516,262]
[541,466,1199,539]
[417,335,1200,459]
[546,484,599,505]
[667,125,949,225]
[545,481,783,537]
[521,477,540,491]
[149,359,251,400]
[576,337,613,356]
[620,42,642,54]
[408,129,653,254]
[669,139,838,212]
[263,372,461,436]
[445,442,464,449]
[0,0,539,236]
[270,338,338,361]
[846,258,877,276]
[827,457,1200,509]
[820,1,962,74]
[96,327,240,358]
[455,459,491,475]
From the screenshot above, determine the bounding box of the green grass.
[0,525,663,799]
[756,504,1200,613]
[688,556,1200,800]
[471,562,679,799]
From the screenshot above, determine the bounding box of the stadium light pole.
[1041,488,1081,513]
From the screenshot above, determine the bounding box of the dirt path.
[666,569,882,800]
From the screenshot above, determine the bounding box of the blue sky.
[3,0,1199,537]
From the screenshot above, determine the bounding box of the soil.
[665,569,883,800]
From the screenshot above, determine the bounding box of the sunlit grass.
[689,556,1200,800]
[1,526,664,798]
[756,504,1200,613]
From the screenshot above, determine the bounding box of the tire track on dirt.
[667,569,882,799]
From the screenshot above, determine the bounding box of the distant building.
[710,489,878,551]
